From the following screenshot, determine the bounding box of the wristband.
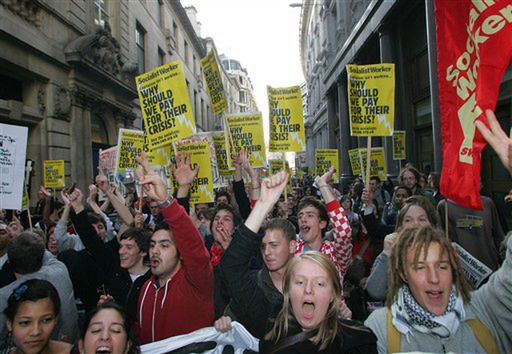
[157,196,174,209]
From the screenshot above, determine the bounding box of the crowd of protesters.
[0,109,511,353]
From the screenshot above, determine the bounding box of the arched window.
[91,114,109,144]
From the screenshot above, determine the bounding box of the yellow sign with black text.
[358,147,387,181]
[200,50,227,115]
[175,141,214,204]
[213,133,234,177]
[225,113,266,168]
[315,149,339,182]
[268,85,306,152]
[392,130,406,160]
[136,60,196,149]
[347,64,395,136]
[116,129,145,176]
[348,148,363,176]
[43,160,65,189]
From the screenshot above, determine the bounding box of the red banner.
[436,0,512,209]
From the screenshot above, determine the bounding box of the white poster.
[0,123,28,210]
[452,242,493,288]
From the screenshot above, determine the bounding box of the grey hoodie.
[0,251,79,344]
[365,235,512,353]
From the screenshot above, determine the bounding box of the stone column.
[379,24,399,178]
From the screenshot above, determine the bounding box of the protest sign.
[269,159,289,173]
[268,85,306,152]
[99,146,118,174]
[358,147,387,181]
[392,130,406,160]
[213,133,233,177]
[452,242,492,288]
[174,141,214,204]
[143,134,171,167]
[200,50,227,115]
[0,123,28,210]
[315,149,339,182]
[43,160,65,189]
[136,60,196,149]
[348,148,363,176]
[21,188,29,211]
[347,64,395,136]
[224,113,266,168]
[115,129,145,179]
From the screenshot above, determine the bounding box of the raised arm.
[476,109,512,175]
[232,149,252,220]
[318,167,353,278]
[136,153,212,292]
[96,171,134,228]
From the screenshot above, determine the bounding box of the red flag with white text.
[435,0,512,209]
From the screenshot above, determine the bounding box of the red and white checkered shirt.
[295,199,353,281]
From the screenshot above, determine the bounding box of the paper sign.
[200,50,227,115]
[392,130,406,160]
[136,60,196,148]
[174,141,214,204]
[315,149,339,183]
[115,129,145,178]
[348,148,363,176]
[0,123,28,210]
[44,160,65,189]
[213,133,233,177]
[347,63,395,136]
[268,85,306,152]
[225,113,266,168]
[358,147,387,181]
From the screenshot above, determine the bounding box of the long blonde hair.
[265,251,341,350]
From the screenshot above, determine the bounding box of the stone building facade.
[0,0,256,207]
[300,0,512,208]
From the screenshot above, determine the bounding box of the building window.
[239,91,246,104]
[184,40,189,66]
[173,21,178,37]
[158,47,165,67]
[193,55,197,75]
[136,22,146,74]
[94,0,109,26]
[157,0,164,28]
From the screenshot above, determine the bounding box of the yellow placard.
[116,129,145,176]
[392,130,406,160]
[200,50,227,115]
[348,148,363,176]
[315,149,339,183]
[269,159,289,174]
[225,113,267,168]
[143,134,171,167]
[358,147,387,181]
[175,141,214,204]
[43,160,65,188]
[213,133,233,177]
[136,60,196,148]
[268,85,306,152]
[21,188,28,210]
[347,64,395,136]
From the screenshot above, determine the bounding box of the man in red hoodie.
[134,154,214,344]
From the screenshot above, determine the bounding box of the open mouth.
[426,290,443,301]
[303,301,315,319]
[300,226,311,233]
[150,258,160,268]
[96,346,112,354]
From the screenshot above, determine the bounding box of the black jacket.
[220,224,283,339]
[69,210,150,321]
[259,319,377,354]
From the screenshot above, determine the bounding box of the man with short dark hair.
[220,171,296,338]
[0,232,78,344]
[64,188,151,320]
[215,190,231,205]
[296,167,352,282]
[134,154,213,344]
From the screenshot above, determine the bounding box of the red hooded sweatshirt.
[135,199,214,344]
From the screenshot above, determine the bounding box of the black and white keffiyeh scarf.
[391,285,465,338]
